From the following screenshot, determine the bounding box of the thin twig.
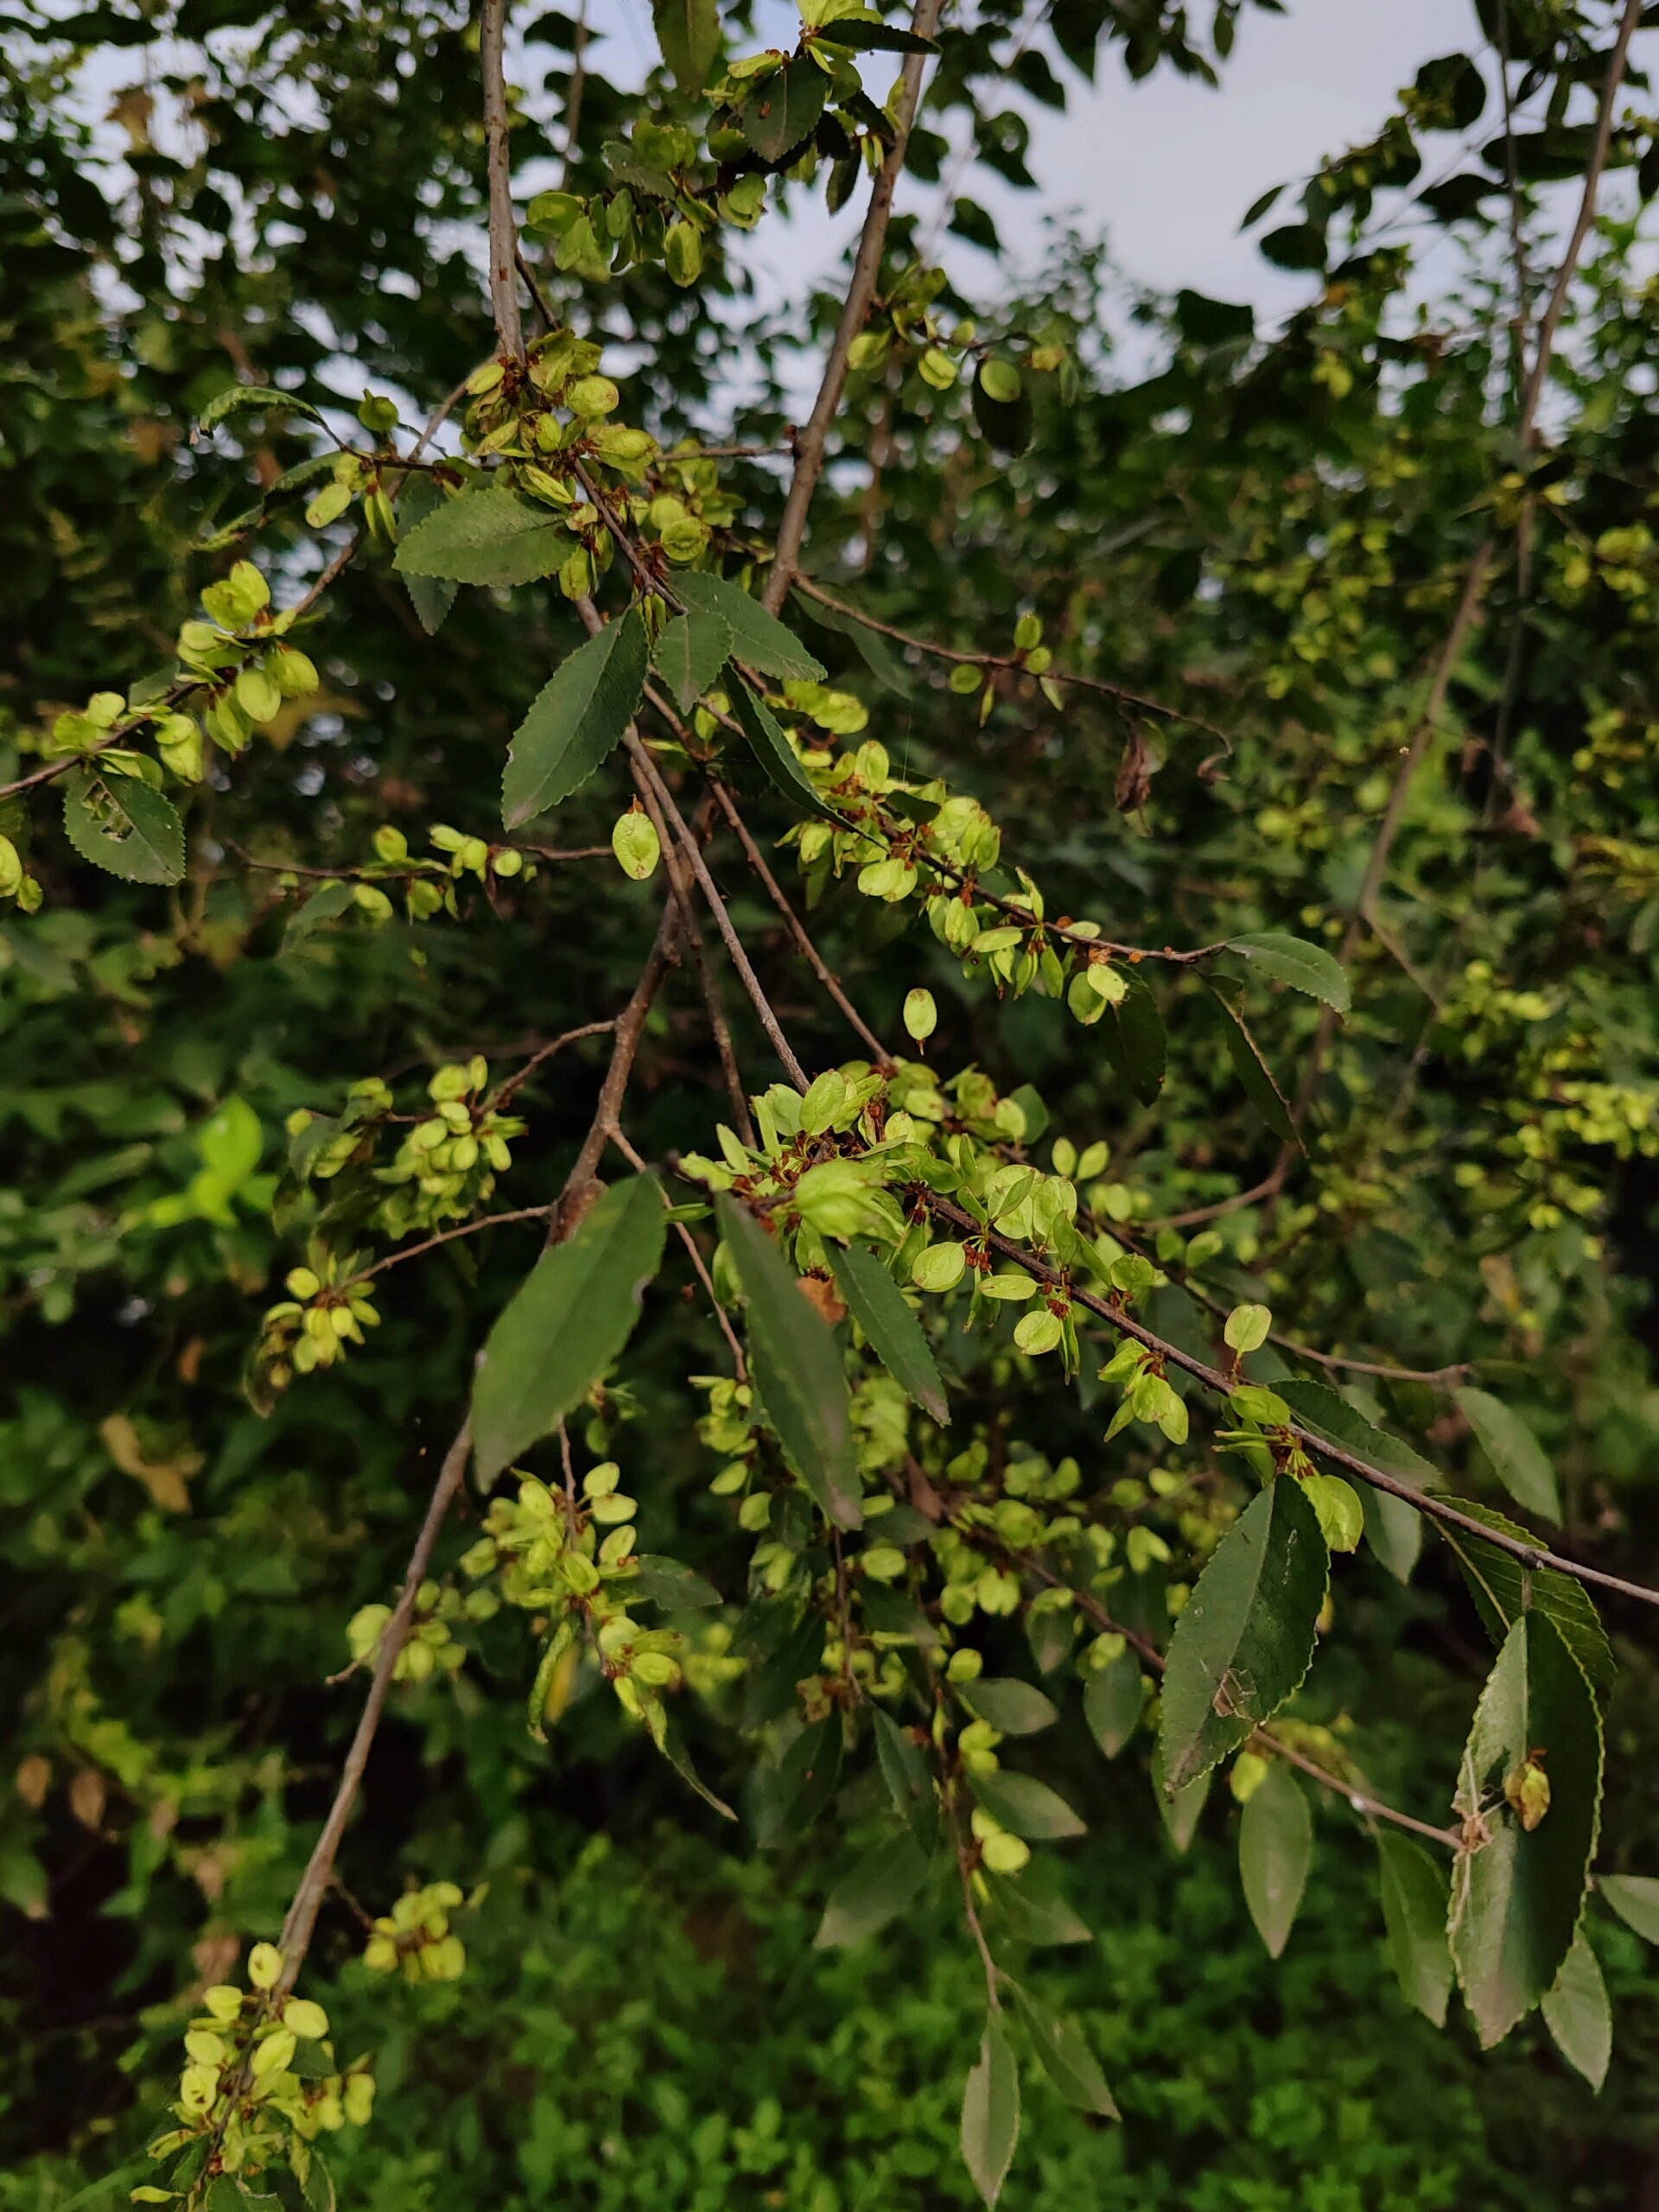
[361,1205,554,1281]
[491,1018,616,1109]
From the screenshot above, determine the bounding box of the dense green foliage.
[7,0,1659,2202]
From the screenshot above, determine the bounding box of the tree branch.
[480,0,525,362]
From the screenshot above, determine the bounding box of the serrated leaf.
[1454,1386,1561,1522]
[972,1767,1085,1840]
[397,472,460,635]
[793,585,915,695]
[674,571,825,681]
[1598,1872,1659,1942]
[1083,1650,1145,1758]
[199,381,323,432]
[502,610,649,829]
[1010,1985,1118,2118]
[652,609,732,714]
[873,1708,938,1851]
[741,54,827,163]
[1376,1830,1452,2026]
[817,16,941,50]
[1541,1926,1611,2090]
[1277,1376,1442,1489]
[1449,1612,1603,2048]
[658,1709,736,1820]
[961,1679,1058,1735]
[1239,1761,1311,1958]
[471,1173,667,1484]
[830,1241,949,1423]
[985,1866,1092,1945]
[717,1194,861,1529]
[1101,963,1166,1105]
[960,2014,1020,2208]
[1205,976,1299,1147]
[632,1554,721,1609]
[1160,1475,1328,1793]
[1434,1497,1615,1695]
[281,879,355,953]
[652,0,719,91]
[1229,931,1351,1014]
[814,1832,930,1947]
[394,485,567,588]
[729,678,842,823]
[63,769,185,886]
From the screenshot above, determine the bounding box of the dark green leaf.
[393,485,568,588]
[675,571,824,680]
[501,609,649,828]
[972,1767,1085,1840]
[652,0,719,92]
[764,1713,842,1837]
[730,677,843,823]
[970,366,1033,455]
[1154,1745,1211,1851]
[985,1865,1091,1945]
[286,2036,335,2082]
[1260,220,1327,270]
[1101,965,1166,1105]
[1160,1475,1328,1792]
[1449,1612,1603,2047]
[960,2013,1020,2208]
[741,55,826,163]
[717,1194,861,1529]
[302,2147,337,2212]
[816,17,941,51]
[63,769,185,886]
[1205,977,1299,1147]
[1454,1386,1560,1522]
[397,471,459,635]
[1228,931,1351,1014]
[1598,1872,1659,1942]
[1541,1927,1611,2090]
[632,1554,721,1608]
[1376,1830,1452,2026]
[873,1707,938,1850]
[814,1831,930,1947]
[1239,1762,1311,1958]
[1010,1984,1118,2117]
[961,1679,1058,1734]
[1362,1484,1424,1584]
[1435,1498,1615,1694]
[281,879,355,953]
[652,609,732,714]
[1083,1650,1145,1758]
[471,1173,667,1484]
[793,584,915,695]
[830,1241,949,1423]
[658,1709,736,1820]
[199,381,323,431]
[1278,1377,1443,1490]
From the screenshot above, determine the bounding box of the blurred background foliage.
[5,0,1659,2198]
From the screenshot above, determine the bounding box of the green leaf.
[816,16,941,52]
[471,1174,667,1485]
[281,880,355,953]
[873,1707,938,1850]
[716,1194,861,1529]
[397,472,459,636]
[652,0,719,92]
[985,1866,1091,1946]
[1454,1386,1561,1522]
[1009,1985,1118,2118]
[674,572,825,681]
[741,54,827,164]
[793,585,915,695]
[1101,964,1166,1105]
[729,677,843,823]
[1362,1484,1424,1585]
[1277,1376,1442,1490]
[1205,977,1299,1147]
[658,1709,737,1820]
[501,610,649,829]
[972,1767,1085,1840]
[960,2014,1020,2208]
[652,609,732,714]
[286,2037,335,2082]
[1541,1926,1611,2090]
[1228,931,1351,1014]
[1239,1761,1311,1958]
[394,485,567,588]
[1376,1831,1452,2027]
[63,769,185,886]
[1434,1497,1615,1694]
[632,1554,721,1608]
[1598,1872,1659,1942]
[814,1832,931,1948]
[302,2147,337,2212]
[198,381,323,432]
[1160,1475,1328,1793]
[830,1242,949,1423]
[1083,1650,1145,1758]
[1449,1611,1604,2048]
[1153,1742,1211,1853]
[961,1679,1058,1735]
